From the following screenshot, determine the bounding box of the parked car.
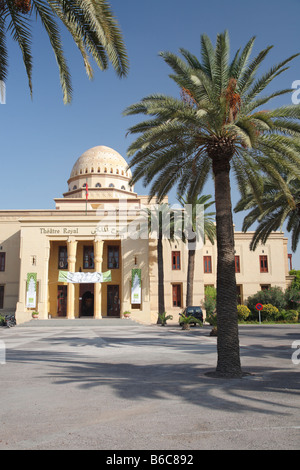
[179,306,203,326]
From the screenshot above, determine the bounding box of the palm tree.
[235,172,300,252]
[0,0,128,103]
[177,193,216,306]
[141,203,173,322]
[124,31,300,377]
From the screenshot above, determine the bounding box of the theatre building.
[0,146,293,325]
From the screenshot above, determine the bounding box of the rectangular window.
[204,256,212,273]
[0,253,5,272]
[172,284,182,307]
[236,285,242,305]
[83,246,94,269]
[172,251,181,270]
[0,285,4,309]
[261,284,270,291]
[58,246,68,270]
[235,255,240,273]
[260,255,268,273]
[108,246,119,269]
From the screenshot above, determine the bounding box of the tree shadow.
[6,340,300,417]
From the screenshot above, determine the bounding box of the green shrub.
[237,304,250,321]
[275,310,285,322]
[206,312,217,327]
[284,309,298,323]
[204,286,216,316]
[289,270,300,290]
[0,315,5,326]
[247,287,286,314]
[285,287,300,311]
[158,312,173,326]
[261,304,279,322]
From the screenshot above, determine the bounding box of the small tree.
[204,286,217,316]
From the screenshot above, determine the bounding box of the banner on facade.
[131,269,141,304]
[58,270,111,283]
[26,273,37,308]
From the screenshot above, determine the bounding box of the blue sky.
[1,0,300,268]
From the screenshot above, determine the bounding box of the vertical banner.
[131,269,141,304]
[26,273,37,308]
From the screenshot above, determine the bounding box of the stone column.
[94,238,104,319]
[67,238,77,319]
[39,240,50,320]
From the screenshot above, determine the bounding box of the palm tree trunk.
[186,241,195,306]
[157,235,165,322]
[212,157,243,378]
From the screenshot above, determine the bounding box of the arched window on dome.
[121,185,126,190]
[122,170,124,175]
[95,183,101,188]
[85,168,88,173]
[110,168,113,173]
[82,183,87,188]
[97,167,100,173]
[91,168,94,173]
[80,169,83,174]
[109,183,115,188]
[73,185,77,190]
[116,169,119,174]
[104,168,107,173]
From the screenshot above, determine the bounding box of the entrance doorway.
[107,285,120,317]
[57,286,67,317]
[80,283,94,317]
[172,284,182,307]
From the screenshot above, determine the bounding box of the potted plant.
[158,312,173,326]
[123,310,131,319]
[32,311,39,319]
[206,312,217,336]
[179,314,202,330]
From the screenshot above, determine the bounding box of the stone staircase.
[17,317,143,327]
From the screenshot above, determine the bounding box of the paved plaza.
[0,320,299,450]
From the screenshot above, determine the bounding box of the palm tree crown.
[124,31,300,200]
[124,31,300,377]
[235,172,300,252]
[0,0,129,103]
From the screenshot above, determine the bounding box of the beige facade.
[0,146,293,325]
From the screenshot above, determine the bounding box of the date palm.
[124,31,300,377]
[235,172,300,252]
[141,203,174,321]
[0,0,128,103]
[177,192,216,306]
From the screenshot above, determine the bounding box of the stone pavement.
[0,320,299,450]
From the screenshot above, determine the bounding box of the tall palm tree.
[235,172,300,252]
[0,0,128,103]
[124,31,300,377]
[177,193,216,306]
[141,203,173,321]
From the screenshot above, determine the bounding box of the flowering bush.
[237,304,250,321]
[261,304,279,321]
